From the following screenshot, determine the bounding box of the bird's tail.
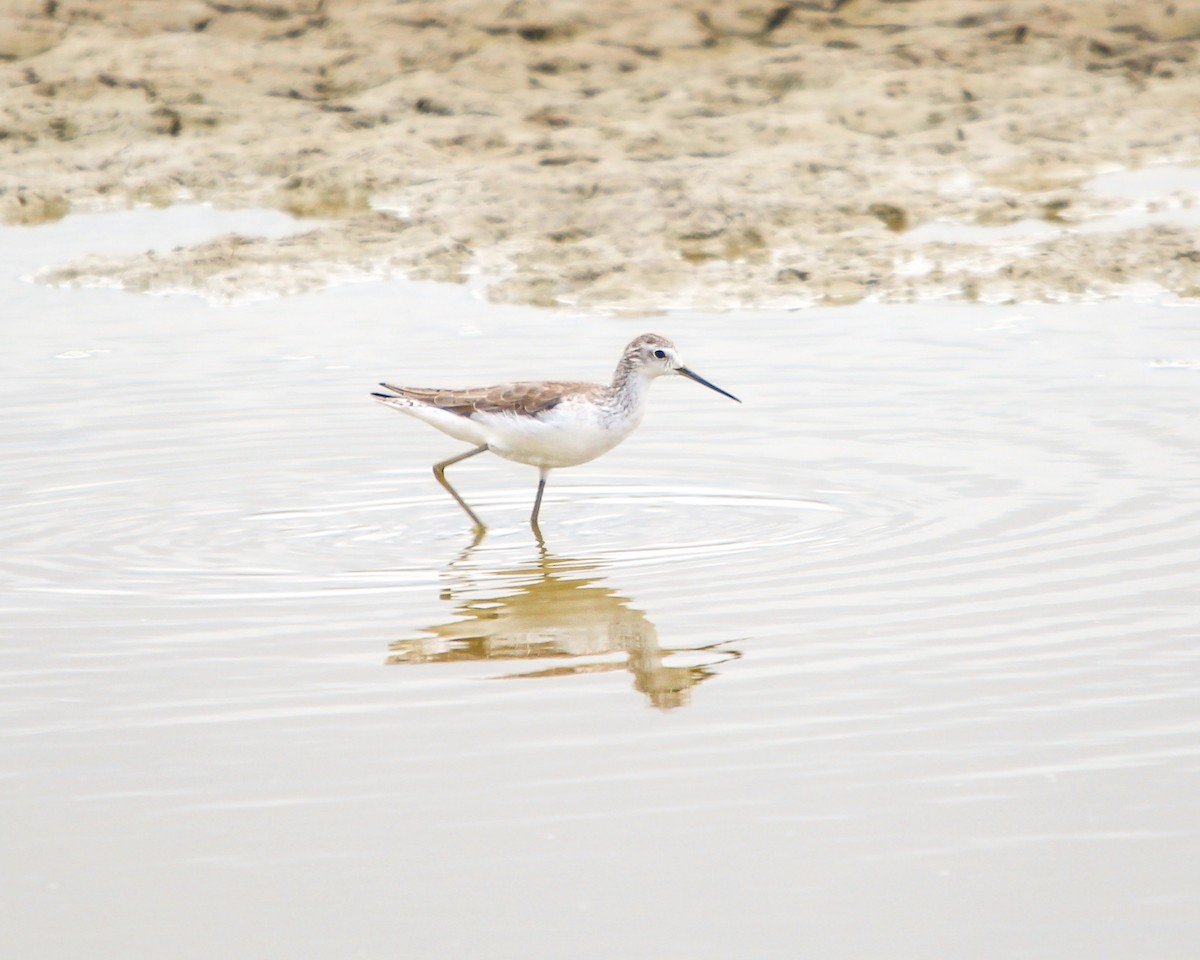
[371,383,413,409]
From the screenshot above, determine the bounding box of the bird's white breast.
[476,397,643,470]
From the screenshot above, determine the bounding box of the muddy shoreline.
[4,0,1200,308]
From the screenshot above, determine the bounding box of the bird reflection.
[387,545,739,709]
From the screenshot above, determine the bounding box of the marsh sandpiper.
[372,333,740,538]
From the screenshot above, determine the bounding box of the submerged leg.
[530,470,549,540]
[433,445,489,530]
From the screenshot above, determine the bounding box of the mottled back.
[378,381,604,419]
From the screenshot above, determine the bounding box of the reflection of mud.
[388,547,739,710]
[6,2,1200,306]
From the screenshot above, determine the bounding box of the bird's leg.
[433,445,489,531]
[530,470,548,541]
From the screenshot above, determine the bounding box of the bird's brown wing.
[378,381,598,418]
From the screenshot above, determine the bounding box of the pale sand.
[4,0,1200,308]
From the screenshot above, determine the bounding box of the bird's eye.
[653,349,667,359]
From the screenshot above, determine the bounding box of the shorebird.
[372,333,740,536]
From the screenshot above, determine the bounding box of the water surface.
[3,208,1199,958]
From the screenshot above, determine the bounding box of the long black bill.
[678,366,741,403]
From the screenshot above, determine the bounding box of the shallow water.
[3,208,1200,958]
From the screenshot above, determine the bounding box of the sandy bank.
[4,0,1200,308]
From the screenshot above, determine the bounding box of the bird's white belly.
[477,406,639,470]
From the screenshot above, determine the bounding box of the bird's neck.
[607,361,653,418]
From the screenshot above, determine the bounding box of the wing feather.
[377,381,595,418]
